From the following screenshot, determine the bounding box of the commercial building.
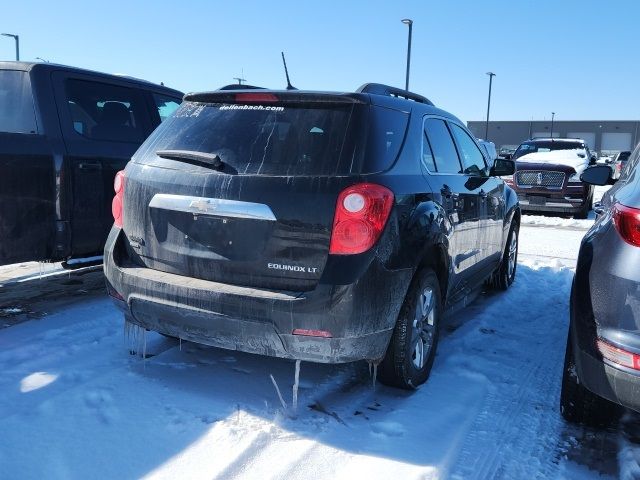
[467,120,640,153]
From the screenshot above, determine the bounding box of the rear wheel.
[379,268,441,389]
[560,332,623,427]
[494,222,518,291]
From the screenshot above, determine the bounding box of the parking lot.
[1,189,638,479]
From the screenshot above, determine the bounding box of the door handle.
[78,161,102,170]
[441,186,460,199]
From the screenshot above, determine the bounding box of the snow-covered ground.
[1,188,637,479]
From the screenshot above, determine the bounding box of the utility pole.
[233,69,246,85]
[1,33,19,61]
[401,19,413,91]
[550,112,556,138]
[485,72,496,141]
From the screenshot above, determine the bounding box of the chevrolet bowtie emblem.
[189,199,214,212]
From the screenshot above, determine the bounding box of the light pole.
[401,19,413,91]
[485,72,495,141]
[1,33,19,61]
[35,57,49,63]
[550,112,556,138]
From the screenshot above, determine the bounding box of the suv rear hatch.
[122,91,408,291]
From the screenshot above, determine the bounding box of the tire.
[560,332,623,427]
[378,267,442,389]
[493,221,519,291]
[573,189,593,220]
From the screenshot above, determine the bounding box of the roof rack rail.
[356,83,434,106]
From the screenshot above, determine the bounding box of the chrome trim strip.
[148,194,276,221]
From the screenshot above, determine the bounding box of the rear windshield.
[0,70,38,134]
[513,140,584,160]
[138,101,360,175]
[137,100,408,175]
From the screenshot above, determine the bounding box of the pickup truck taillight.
[112,170,125,228]
[329,183,394,255]
[613,203,640,247]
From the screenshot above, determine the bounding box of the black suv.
[104,83,520,388]
[0,62,182,266]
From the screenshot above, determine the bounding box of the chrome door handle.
[441,187,459,199]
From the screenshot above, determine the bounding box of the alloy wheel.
[411,287,436,369]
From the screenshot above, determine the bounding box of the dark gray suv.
[104,83,519,389]
[561,141,640,425]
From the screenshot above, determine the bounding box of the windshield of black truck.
[0,70,38,134]
[513,141,584,160]
[138,101,364,176]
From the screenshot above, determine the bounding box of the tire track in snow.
[447,262,575,479]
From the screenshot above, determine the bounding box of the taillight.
[597,339,640,370]
[329,183,394,255]
[112,170,125,228]
[613,203,640,247]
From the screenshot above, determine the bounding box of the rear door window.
[0,70,38,134]
[424,118,462,174]
[449,123,489,176]
[152,93,181,122]
[64,79,146,143]
[141,101,363,175]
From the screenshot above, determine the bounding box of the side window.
[421,132,437,172]
[424,118,462,174]
[153,93,181,122]
[449,123,488,176]
[64,79,146,143]
[0,70,38,134]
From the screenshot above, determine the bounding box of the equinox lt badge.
[268,263,318,273]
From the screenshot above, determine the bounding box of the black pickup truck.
[0,61,182,266]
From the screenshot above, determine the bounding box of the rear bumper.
[104,228,411,364]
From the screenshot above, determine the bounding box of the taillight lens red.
[613,203,640,247]
[329,183,394,255]
[112,170,125,228]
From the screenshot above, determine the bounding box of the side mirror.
[589,155,597,165]
[491,158,515,177]
[580,165,614,186]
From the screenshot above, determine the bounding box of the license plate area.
[528,196,547,206]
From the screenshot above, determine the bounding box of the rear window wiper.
[156,149,238,174]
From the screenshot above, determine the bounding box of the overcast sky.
[3,0,638,123]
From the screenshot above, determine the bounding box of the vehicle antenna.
[281,52,296,90]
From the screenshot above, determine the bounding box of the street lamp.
[35,57,49,63]
[550,112,556,138]
[401,19,413,91]
[1,33,19,61]
[484,72,496,141]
